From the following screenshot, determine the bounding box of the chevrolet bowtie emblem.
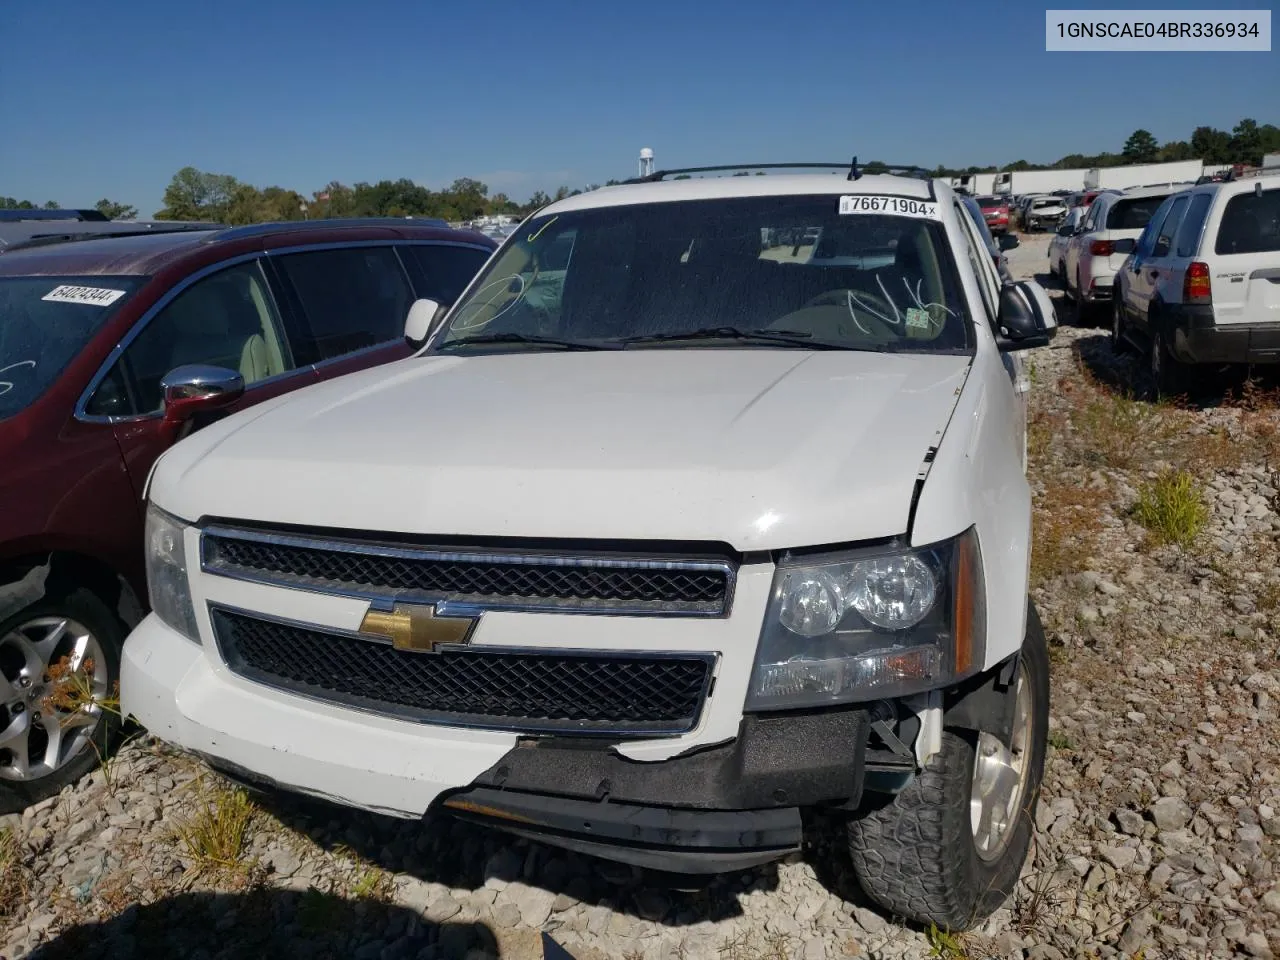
[359,602,477,653]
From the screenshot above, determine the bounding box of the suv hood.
[152,350,971,551]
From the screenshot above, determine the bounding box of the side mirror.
[160,365,244,438]
[404,297,442,346]
[998,233,1020,251]
[1056,225,1074,237]
[996,281,1056,352]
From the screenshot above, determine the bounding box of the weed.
[926,924,970,960]
[0,828,29,920]
[172,785,256,876]
[1258,580,1280,613]
[349,862,395,902]
[1047,731,1074,751]
[1132,471,1208,548]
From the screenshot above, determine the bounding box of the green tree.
[1190,126,1232,164]
[1230,118,1263,166]
[94,198,138,220]
[0,197,41,209]
[1122,129,1160,163]
[157,166,238,221]
[1157,140,1194,162]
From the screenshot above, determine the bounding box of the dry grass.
[1132,471,1209,548]
[0,828,30,921]
[1073,393,1172,470]
[719,930,795,960]
[1031,480,1105,586]
[172,784,257,878]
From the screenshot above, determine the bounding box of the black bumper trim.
[443,787,802,874]
[467,710,869,810]
[1168,304,1280,364]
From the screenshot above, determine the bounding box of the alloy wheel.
[970,660,1033,861]
[0,617,108,782]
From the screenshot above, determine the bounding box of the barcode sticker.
[42,284,127,306]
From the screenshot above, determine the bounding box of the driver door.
[84,258,314,507]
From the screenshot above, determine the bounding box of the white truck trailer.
[1084,160,1204,190]
[950,173,996,196]
[992,168,1088,196]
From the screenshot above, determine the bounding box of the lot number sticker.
[838,195,940,220]
[42,285,127,307]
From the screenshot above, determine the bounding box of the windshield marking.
[0,360,36,397]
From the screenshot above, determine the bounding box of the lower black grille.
[211,608,712,735]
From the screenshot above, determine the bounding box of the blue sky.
[1,0,1276,216]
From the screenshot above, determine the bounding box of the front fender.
[909,346,1031,668]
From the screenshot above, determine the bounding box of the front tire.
[846,603,1049,931]
[0,587,123,813]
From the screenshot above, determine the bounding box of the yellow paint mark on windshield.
[527,216,558,243]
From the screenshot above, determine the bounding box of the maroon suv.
[0,220,495,809]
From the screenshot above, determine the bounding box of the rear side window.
[1152,197,1188,257]
[1215,188,1280,255]
[403,244,491,305]
[1175,194,1212,257]
[275,246,413,364]
[1107,195,1171,231]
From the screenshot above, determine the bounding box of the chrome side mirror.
[405,298,442,346]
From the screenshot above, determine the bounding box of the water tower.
[638,147,654,178]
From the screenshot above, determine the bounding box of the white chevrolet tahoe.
[122,167,1058,929]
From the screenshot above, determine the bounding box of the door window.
[86,260,291,416]
[274,246,414,364]
[952,201,1000,319]
[402,244,492,306]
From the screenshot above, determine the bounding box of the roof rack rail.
[624,158,935,184]
[2,224,221,253]
[0,208,111,223]
[204,216,453,244]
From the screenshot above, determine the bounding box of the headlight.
[747,529,985,709]
[145,503,199,642]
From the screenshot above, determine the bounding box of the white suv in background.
[1113,172,1280,396]
[121,167,1058,930]
[1063,184,1188,323]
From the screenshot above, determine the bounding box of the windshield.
[1107,195,1171,230]
[977,197,1004,208]
[0,276,145,420]
[433,196,972,355]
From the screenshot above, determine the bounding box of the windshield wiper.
[436,332,621,352]
[620,326,848,349]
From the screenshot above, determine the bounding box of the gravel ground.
[2,232,1279,959]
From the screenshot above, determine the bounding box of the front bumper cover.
[440,710,880,874]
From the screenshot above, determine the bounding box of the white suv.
[1113,172,1280,396]
[1063,184,1189,324]
[121,167,1057,929]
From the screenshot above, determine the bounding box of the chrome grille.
[202,527,734,616]
[210,607,713,735]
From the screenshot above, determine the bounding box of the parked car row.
[4,170,1063,931]
[1111,171,1280,397]
[0,219,496,806]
